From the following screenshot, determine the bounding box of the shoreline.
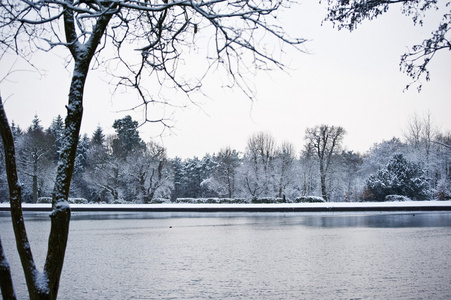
[1,201,451,212]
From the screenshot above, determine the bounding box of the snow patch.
[54,200,70,210]
[33,269,49,294]
[50,200,71,217]
[1,201,451,214]
[1,200,450,210]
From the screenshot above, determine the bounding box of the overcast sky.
[1,2,450,159]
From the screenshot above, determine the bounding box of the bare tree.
[305,124,346,201]
[126,141,172,203]
[322,0,450,91]
[243,132,277,197]
[215,147,240,198]
[404,112,437,177]
[339,150,363,202]
[275,141,296,198]
[300,142,318,197]
[404,113,424,151]
[0,0,304,298]
[85,149,123,202]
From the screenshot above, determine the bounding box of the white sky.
[0,2,450,159]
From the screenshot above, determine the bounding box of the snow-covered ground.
[1,201,451,211]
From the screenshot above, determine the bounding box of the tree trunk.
[33,153,38,203]
[0,98,47,299]
[0,236,16,300]
[319,162,328,202]
[0,4,113,299]
[1,65,85,298]
[227,171,232,198]
[0,42,96,300]
[44,55,92,298]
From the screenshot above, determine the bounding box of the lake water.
[1,211,451,299]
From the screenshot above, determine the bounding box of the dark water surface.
[1,211,451,299]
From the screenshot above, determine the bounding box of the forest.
[1,113,450,204]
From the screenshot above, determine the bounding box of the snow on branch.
[1,0,305,130]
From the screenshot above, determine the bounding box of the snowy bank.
[1,201,451,212]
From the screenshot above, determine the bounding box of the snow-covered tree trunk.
[0,5,112,299]
[32,151,38,203]
[0,235,16,299]
[305,125,346,202]
[226,167,234,198]
[43,62,86,299]
[319,162,328,201]
[0,97,44,298]
[0,66,86,299]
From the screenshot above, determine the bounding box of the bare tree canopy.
[305,124,346,201]
[1,0,305,107]
[322,0,450,91]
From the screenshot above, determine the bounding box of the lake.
[1,211,451,299]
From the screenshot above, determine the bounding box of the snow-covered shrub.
[68,198,88,204]
[251,197,286,204]
[294,196,325,203]
[37,197,53,203]
[200,177,228,198]
[112,198,128,204]
[37,197,89,204]
[200,198,242,204]
[219,198,247,204]
[177,198,213,204]
[385,195,411,202]
[149,198,170,204]
[175,198,248,204]
[365,153,430,201]
[251,197,267,204]
[205,198,218,204]
[176,198,196,203]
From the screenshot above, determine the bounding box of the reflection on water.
[1,211,451,299]
[301,212,451,228]
[64,211,451,228]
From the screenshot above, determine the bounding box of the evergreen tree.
[91,126,106,148]
[339,150,363,202]
[17,115,56,202]
[184,157,203,198]
[48,115,65,161]
[366,153,430,201]
[171,157,186,201]
[112,116,145,159]
[11,121,23,140]
[85,128,121,202]
[30,114,43,132]
[71,134,91,198]
[214,148,241,198]
[198,154,220,198]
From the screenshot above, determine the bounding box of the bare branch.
[2,0,305,128]
[322,0,449,90]
[432,140,451,150]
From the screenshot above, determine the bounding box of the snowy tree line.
[1,114,450,203]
